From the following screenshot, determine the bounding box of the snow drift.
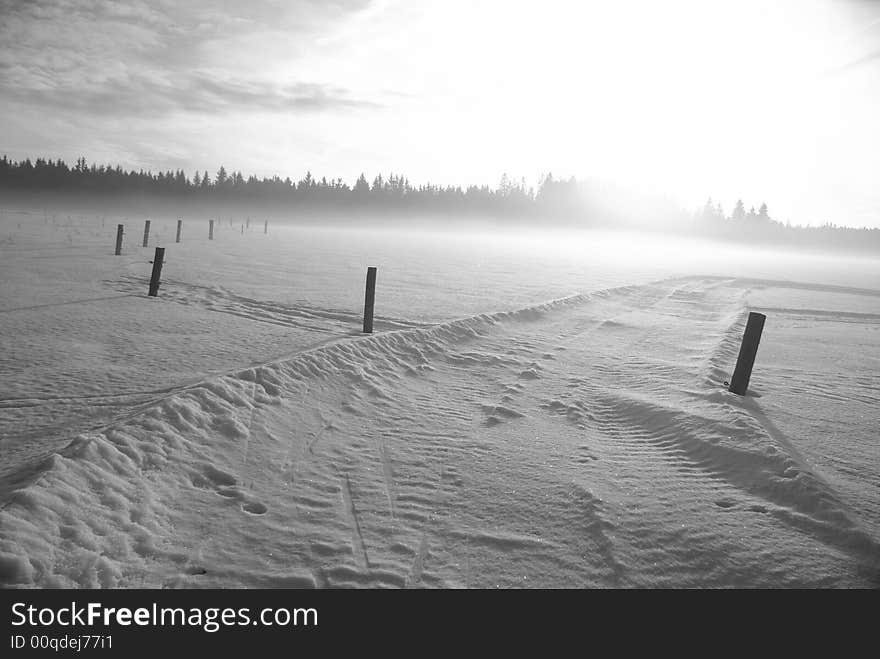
[2,270,878,588]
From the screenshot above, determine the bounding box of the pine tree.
[732,199,745,221]
[354,173,369,195]
[702,198,716,222]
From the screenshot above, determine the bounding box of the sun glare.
[288,0,874,226]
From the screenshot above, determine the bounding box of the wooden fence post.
[142,220,151,247]
[209,219,214,240]
[363,266,377,333]
[148,247,165,297]
[176,219,182,243]
[729,312,766,396]
[115,224,124,255]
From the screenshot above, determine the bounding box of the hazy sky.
[1,0,879,227]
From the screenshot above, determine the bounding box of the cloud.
[0,0,381,117]
[821,48,880,77]
[2,71,380,116]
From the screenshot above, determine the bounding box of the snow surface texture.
[1,210,878,587]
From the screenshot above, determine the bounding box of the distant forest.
[1,154,878,254]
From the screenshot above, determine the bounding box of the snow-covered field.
[1,209,878,588]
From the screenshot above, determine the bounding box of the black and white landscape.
[0,0,878,588]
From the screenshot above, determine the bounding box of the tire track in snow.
[242,371,260,469]
[307,410,334,455]
[405,532,429,588]
[586,388,880,563]
[378,438,397,524]
[339,474,370,570]
[108,275,428,334]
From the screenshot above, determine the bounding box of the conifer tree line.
[0,154,827,224]
[1,154,878,250]
[700,198,774,223]
[0,155,570,216]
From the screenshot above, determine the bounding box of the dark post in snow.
[176,219,182,243]
[241,224,244,235]
[729,312,766,396]
[363,266,377,334]
[115,224,124,255]
[142,220,151,247]
[264,220,268,234]
[209,219,214,240]
[148,247,165,297]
